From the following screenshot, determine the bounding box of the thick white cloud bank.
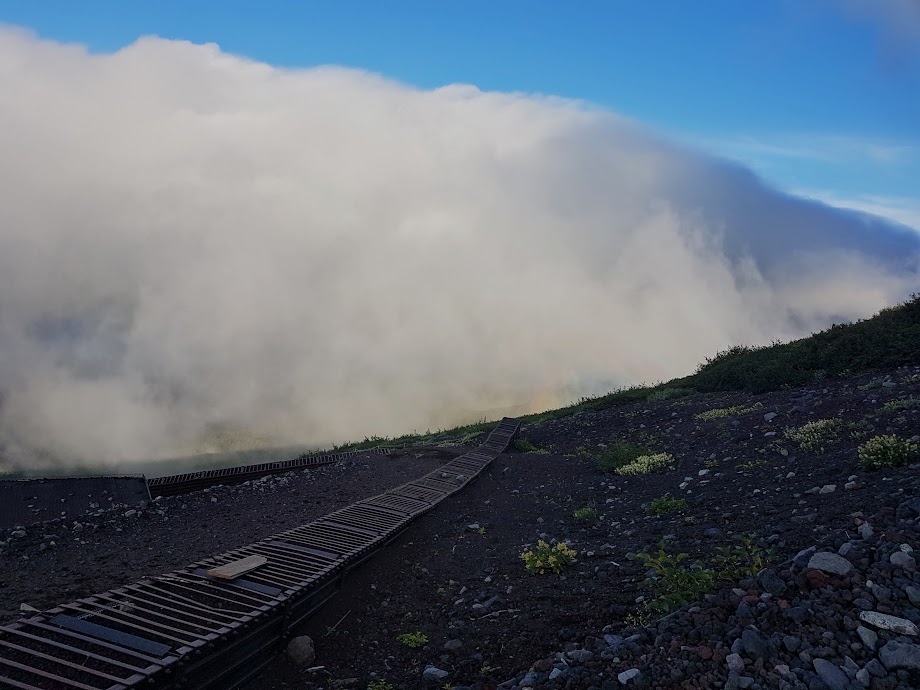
[1,28,918,466]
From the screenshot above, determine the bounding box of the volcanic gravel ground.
[0,448,452,620]
[244,365,920,690]
[2,365,920,689]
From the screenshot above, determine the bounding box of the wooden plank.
[206,555,268,580]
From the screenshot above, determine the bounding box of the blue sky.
[3,0,919,228]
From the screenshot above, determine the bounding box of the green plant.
[615,452,674,476]
[510,438,546,453]
[695,402,763,421]
[521,540,577,575]
[847,419,874,440]
[596,442,649,473]
[396,631,428,648]
[737,459,766,471]
[478,527,486,535]
[704,459,720,468]
[711,533,777,580]
[858,435,919,469]
[879,398,920,413]
[368,681,396,690]
[480,665,495,674]
[783,418,843,454]
[646,386,695,401]
[636,544,715,613]
[573,506,598,520]
[646,496,688,515]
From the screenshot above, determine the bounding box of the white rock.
[807,552,853,576]
[618,668,641,684]
[858,611,919,636]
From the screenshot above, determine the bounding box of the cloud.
[1,27,918,467]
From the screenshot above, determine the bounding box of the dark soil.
[2,364,920,690]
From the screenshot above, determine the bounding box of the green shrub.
[615,452,674,476]
[573,506,598,520]
[636,545,715,613]
[646,386,695,401]
[597,442,649,473]
[396,631,428,648]
[368,682,397,690]
[695,402,763,420]
[783,418,843,454]
[646,496,688,515]
[858,435,919,469]
[521,540,577,575]
[711,533,776,580]
[737,459,767,471]
[511,438,545,453]
[879,398,920,414]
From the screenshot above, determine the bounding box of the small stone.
[123,510,137,518]
[617,668,640,685]
[443,639,463,651]
[858,610,919,635]
[19,603,39,612]
[286,636,315,666]
[764,412,778,422]
[858,523,874,540]
[879,641,920,671]
[566,649,593,663]
[10,530,25,538]
[890,551,915,568]
[741,628,770,660]
[422,666,449,681]
[905,585,920,606]
[758,568,787,596]
[856,626,878,651]
[726,653,745,672]
[813,659,849,690]
[818,484,836,494]
[807,551,853,576]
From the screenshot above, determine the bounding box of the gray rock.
[10,530,25,538]
[123,510,137,518]
[783,635,802,653]
[443,639,463,651]
[741,628,769,660]
[793,546,817,567]
[566,649,593,663]
[423,666,449,681]
[905,585,920,606]
[758,568,787,596]
[807,552,853,576]
[519,671,540,687]
[890,551,915,568]
[864,658,886,678]
[856,626,877,651]
[858,523,874,539]
[813,659,849,690]
[726,653,745,672]
[899,496,920,518]
[617,668,640,685]
[764,412,778,422]
[286,636,315,666]
[855,668,870,687]
[549,667,564,680]
[858,610,919,635]
[818,484,836,494]
[879,641,920,671]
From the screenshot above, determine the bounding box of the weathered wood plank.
[207,555,267,580]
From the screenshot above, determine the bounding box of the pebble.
[617,668,640,684]
[286,636,315,666]
[858,610,919,635]
[726,653,745,672]
[878,640,920,671]
[890,550,915,568]
[807,551,853,576]
[813,658,849,690]
[423,666,449,681]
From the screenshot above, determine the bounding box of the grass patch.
[573,506,598,520]
[695,402,763,421]
[615,452,674,476]
[737,459,767,471]
[858,435,919,470]
[783,418,843,454]
[646,386,695,401]
[510,438,548,453]
[646,496,688,515]
[879,398,920,414]
[396,631,428,648]
[596,442,649,473]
